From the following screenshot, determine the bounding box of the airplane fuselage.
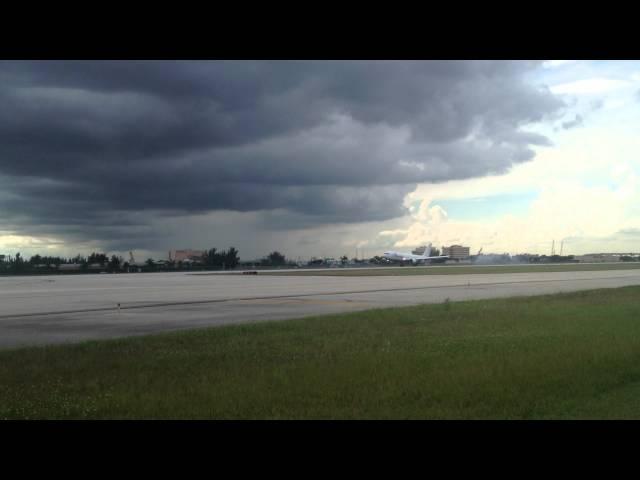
[382,250,449,264]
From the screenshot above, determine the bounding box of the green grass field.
[262,262,640,276]
[2,286,640,419]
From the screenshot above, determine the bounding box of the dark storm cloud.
[0,61,564,246]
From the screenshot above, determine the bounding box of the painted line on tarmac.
[1,274,639,320]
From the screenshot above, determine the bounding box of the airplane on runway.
[383,243,449,264]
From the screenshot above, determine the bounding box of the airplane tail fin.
[425,242,432,257]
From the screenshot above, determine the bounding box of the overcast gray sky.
[1,60,637,260]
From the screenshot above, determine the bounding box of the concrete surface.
[1,268,639,349]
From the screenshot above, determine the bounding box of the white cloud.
[0,234,65,252]
[378,121,640,256]
[383,175,639,255]
[550,78,631,95]
[543,60,578,69]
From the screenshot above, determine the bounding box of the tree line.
[200,247,240,269]
[0,247,248,275]
[0,252,128,274]
[0,247,390,275]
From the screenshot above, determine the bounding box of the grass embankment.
[262,263,640,276]
[2,286,640,419]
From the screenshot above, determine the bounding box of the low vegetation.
[0,247,241,275]
[2,286,640,419]
[262,262,640,276]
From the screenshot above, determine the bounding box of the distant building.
[574,254,620,263]
[169,249,205,262]
[442,245,470,260]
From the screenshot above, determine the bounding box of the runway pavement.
[1,268,640,349]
